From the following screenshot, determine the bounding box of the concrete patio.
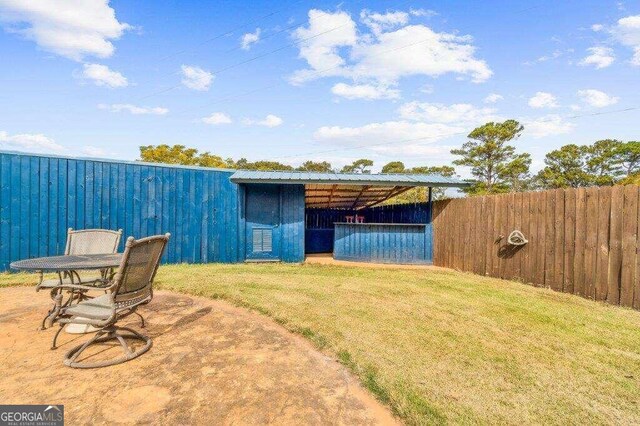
[0,287,396,425]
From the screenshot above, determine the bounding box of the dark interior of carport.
[304,183,432,255]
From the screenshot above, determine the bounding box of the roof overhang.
[230,170,470,210]
[230,170,469,188]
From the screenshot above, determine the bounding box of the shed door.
[245,184,281,261]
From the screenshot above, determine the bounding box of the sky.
[0,0,638,175]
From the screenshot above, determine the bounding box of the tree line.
[139,120,639,200]
[139,144,454,201]
[449,119,638,195]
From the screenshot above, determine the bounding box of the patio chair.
[50,233,170,368]
[37,228,123,290]
[37,228,122,329]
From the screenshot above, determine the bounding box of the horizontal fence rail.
[432,187,640,310]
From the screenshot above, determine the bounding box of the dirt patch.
[304,254,448,271]
[0,287,397,425]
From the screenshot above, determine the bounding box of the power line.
[127,0,377,103]
[223,21,302,54]
[172,35,456,116]
[128,7,358,103]
[170,2,547,116]
[157,0,307,62]
[208,21,354,76]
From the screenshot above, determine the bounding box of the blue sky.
[0,0,638,174]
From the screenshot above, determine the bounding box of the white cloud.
[591,24,604,32]
[313,121,464,146]
[0,130,64,153]
[81,145,106,156]
[611,15,640,65]
[398,101,497,124]
[524,115,575,138]
[180,65,213,91]
[98,103,168,115]
[536,49,563,62]
[79,63,128,88]
[289,10,358,84]
[484,93,503,104]
[371,143,454,158]
[349,25,493,84]
[528,92,558,109]
[240,28,261,50]
[290,9,492,86]
[331,82,400,100]
[420,84,434,94]
[202,112,232,125]
[577,89,619,107]
[360,10,409,34]
[244,114,283,127]
[409,9,437,18]
[579,46,615,68]
[523,48,577,66]
[0,0,130,61]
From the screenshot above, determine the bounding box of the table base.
[65,317,99,334]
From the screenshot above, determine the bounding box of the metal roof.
[230,170,468,188]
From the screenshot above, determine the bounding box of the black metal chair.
[51,233,170,368]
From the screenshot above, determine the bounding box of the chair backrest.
[112,234,170,306]
[66,228,122,255]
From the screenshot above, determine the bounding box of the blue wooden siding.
[0,152,243,270]
[334,223,432,264]
[280,185,305,262]
[238,183,305,263]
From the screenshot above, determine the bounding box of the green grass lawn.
[3,263,640,425]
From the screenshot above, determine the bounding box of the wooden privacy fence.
[432,186,640,310]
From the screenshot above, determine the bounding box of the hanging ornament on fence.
[507,230,528,246]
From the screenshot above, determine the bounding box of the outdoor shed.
[0,151,469,270]
[230,170,467,264]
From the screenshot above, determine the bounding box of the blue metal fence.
[0,151,241,270]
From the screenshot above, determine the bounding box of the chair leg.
[64,329,107,362]
[44,290,64,329]
[40,309,53,330]
[51,323,65,350]
[63,325,152,369]
[132,311,145,328]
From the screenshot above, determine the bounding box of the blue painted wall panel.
[280,184,305,262]
[0,152,244,270]
[334,223,432,264]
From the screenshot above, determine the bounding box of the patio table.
[10,253,122,273]
[10,254,122,331]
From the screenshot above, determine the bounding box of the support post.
[427,187,433,223]
[427,186,433,263]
